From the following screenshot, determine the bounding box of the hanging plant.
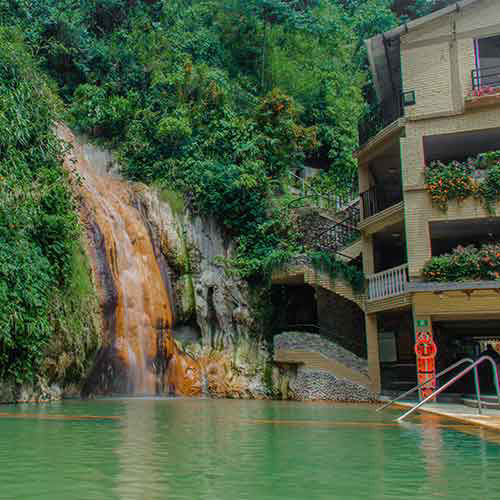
[424,151,500,213]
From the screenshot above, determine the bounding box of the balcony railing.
[471,65,500,90]
[313,202,361,255]
[361,185,401,219]
[367,264,409,301]
[358,96,404,146]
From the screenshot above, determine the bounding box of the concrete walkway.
[394,401,500,432]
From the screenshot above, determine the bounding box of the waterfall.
[58,125,202,396]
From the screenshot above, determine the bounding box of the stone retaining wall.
[289,367,376,401]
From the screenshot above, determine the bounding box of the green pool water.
[1,399,500,500]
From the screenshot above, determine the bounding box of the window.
[473,35,500,89]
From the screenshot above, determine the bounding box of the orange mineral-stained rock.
[57,124,204,396]
[165,338,203,396]
[196,353,247,399]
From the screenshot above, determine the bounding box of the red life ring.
[415,339,437,360]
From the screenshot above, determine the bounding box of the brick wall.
[315,287,366,358]
[400,0,500,120]
[402,109,500,277]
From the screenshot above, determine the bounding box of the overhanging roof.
[366,0,482,102]
[374,0,481,42]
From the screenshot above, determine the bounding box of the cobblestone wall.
[288,367,377,402]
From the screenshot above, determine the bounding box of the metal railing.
[367,264,408,301]
[358,96,404,146]
[287,171,359,213]
[360,185,402,219]
[301,204,361,256]
[397,355,500,422]
[471,64,500,90]
[377,357,475,412]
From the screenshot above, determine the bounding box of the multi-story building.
[358,0,500,395]
[272,0,500,401]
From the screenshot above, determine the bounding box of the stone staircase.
[274,332,376,401]
[272,257,365,309]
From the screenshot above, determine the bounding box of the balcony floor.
[359,201,404,235]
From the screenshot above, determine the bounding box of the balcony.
[466,66,500,110]
[358,96,404,147]
[367,264,409,301]
[471,65,500,91]
[361,185,402,219]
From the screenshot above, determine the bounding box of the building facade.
[359,0,500,395]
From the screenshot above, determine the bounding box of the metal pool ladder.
[376,356,500,422]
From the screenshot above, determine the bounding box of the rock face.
[135,188,252,342]
[134,186,271,399]
[59,131,272,400]
[0,379,62,404]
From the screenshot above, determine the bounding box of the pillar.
[365,312,381,394]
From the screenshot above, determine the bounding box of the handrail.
[376,357,475,412]
[397,355,500,422]
[286,171,359,213]
[360,185,402,219]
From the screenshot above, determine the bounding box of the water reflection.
[2,400,500,500]
[420,417,447,496]
[114,401,161,500]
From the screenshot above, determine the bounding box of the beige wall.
[402,109,500,277]
[358,0,500,392]
[413,290,500,318]
[400,0,500,120]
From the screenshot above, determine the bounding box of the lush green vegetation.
[0,29,99,385]
[0,0,447,384]
[0,0,405,280]
[423,243,500,282]
[425,151,500,213]
[309,251,365,291]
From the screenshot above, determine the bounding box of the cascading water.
[58,125,202,396]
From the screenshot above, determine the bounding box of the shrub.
[422,243,500,282]
[180,160,270,235]
[309,251,365,292]
[0,28,99,384]
[480,162,500,212]
[70,83,139,139]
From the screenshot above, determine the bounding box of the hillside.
[0,0,448,395]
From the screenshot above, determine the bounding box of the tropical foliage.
[0,0,439,383]
[0,0,402,280]
[0,29,99,385]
